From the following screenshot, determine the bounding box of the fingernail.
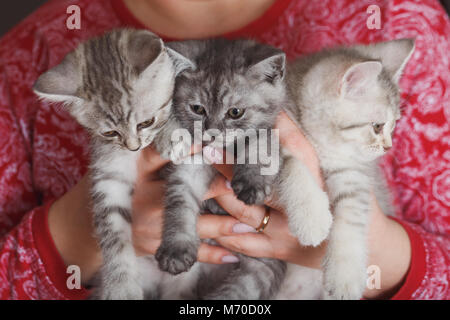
[225,180,232,189]
[203,146,222,164]
[232,223,256,234]
[221,255,240,263]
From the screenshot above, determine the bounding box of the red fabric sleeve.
[389,217,427,300]
[0,202,89,299]
[32,201,90,299]
[390,217,449,300]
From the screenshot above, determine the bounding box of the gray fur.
[156,39,289,299]
[33,28,193,299]
[34,33,288,300]
[281,39,415,299]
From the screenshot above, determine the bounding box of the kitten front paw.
[288,190,332,247]
[231,178,270,205]
[322,253,366,300]
[155,240,198,274]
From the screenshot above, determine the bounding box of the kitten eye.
[227,107,245,119]
[137,118,155,130]
[102,130,120,138]
[372,123,385,134]
[190,104,206,115]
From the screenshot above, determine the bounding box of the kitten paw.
[288,191,332,246]
[231,179,270,205]
[322,254,366,300]
[155,240,198,275]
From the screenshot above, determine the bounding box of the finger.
[140,144,204,181]
[132,209,164,240]
[138,146,170,177]
[133,179,166,208]
[202,146,233,181]
[213,163,233,181]
[275,112,322,185]
[214,192,267,230]
[135,239,239,265]
[197,243,239,264]
[275,112,312,156]
[215,233,274,258]
[203,174,233,200]
[197,214,256,239]
[209,166,283,211]
[134,238,160,256]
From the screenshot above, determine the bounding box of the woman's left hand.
[210,112,411,299]
[209,112,326,268]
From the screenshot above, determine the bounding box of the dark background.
[0,0,449,38]
[0,0,47,37]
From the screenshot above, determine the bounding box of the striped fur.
[34,29,193,299]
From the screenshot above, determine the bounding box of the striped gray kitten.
[279,39,415,299]
[33,29,193,300]
[154,39,289,299]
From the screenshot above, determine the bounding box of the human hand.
[131,112,327,270]
[49,112,410,298]
[207,112,411,299]
[48,145,243,285]
[199,112,326,268]
[131,146,252,265]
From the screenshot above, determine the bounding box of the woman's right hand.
[131,146,246,264]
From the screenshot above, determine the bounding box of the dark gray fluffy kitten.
[155,38,290,299]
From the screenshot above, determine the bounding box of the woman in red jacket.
[0,0,448,299]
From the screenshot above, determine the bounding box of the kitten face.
[174,72,274,147]
[170,39,286,149]
[334,68,400,160]
[80,87,172,151]
[298,39,414,161]
[33,29,193,151]
[72,49,176,151]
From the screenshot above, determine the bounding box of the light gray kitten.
[154,39,289,299]
[33,29,193,300]
[278,39,415,299]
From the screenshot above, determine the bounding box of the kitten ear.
[166,47,196,75]
[247,52,286,83]
[33,52,81,103]
[354,39,415,84]
[127,31,195,77]
[127,30,164,75]
[340,61,382,98]
[33,52,89,126]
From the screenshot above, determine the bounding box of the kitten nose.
[127,146,140,152]
[204,121,220,132]
[125,138,141,152]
